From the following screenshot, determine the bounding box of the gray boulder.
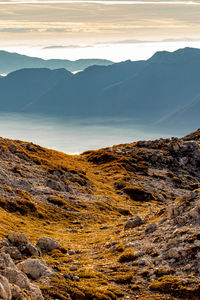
[22,243,40,257]
[145,223,157,234]
[36,237,60,252]
[124,216,143,230]
[1,246,22,260]
[2,267,32,290]
[8,233,28,246]
[0,252,16,269]
[17,258,54,280]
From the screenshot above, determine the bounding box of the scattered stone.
[25,243,40,257]
[8,233,28,246]
[0,239,10,247]
[1,246,22,260]
[125,242,135,248]
[70,266,78,271]
[68,250,76,255]
[17,258,54,280]
[0,252,16,270]
[124,216,143,230]
[100,226,109,230]
[73,275,80,281]
[167,248,180,259]
[36,237,60,252]
[63,273,71,280]
[145,223,157,234]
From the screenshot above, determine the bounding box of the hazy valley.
[0,48,200,136]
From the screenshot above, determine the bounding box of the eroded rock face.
[0,233,59,300]
[0,274,12,300]
[36,237,61,252]
[3,232,40,259]
[121,191,200,294]
[2,267,33,290]
[0,255,44,300]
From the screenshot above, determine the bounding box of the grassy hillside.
[0,131,200,299]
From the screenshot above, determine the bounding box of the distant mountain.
[0,50,113,74]
[0,68,72,111]
[1,47,200,131]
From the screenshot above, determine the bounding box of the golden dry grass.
[0,138,184,299]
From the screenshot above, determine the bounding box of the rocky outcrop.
[0,274,11,300]
[121,190,200,296]
[0,130,200,299]
[0,233,59,299]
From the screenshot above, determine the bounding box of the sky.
[0,0,200,61]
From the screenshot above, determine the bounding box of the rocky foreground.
[0,130,200,299]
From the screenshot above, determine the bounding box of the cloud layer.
[0,0,200,55]
[1,0,200,4]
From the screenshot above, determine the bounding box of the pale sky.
[0,0,200,60]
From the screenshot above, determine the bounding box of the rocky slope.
[0,130,200,299]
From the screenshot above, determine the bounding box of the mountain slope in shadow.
[0,47,200,131]
[0,50,113,73]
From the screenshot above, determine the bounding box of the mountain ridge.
[1,47,200,133]
[0,50,113,74]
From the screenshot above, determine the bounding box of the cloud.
[45,28,70,32]
[96,37,200,44]
[97,39,154,44]
[43,44,92,49]
[162,37,200,42]
[0,0,200,5]
[0,27,38,32]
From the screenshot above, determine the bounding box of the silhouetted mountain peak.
[0,50,113,74]
[5,67,72,80]
[149,47,200,64]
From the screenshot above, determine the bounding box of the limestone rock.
[36,237,60,252]
[29,284,44,300]
[0,275,12,300]
[10,284,29,300]
[1,246,22,260]
[2,267,31,290]
[0,252,16,270]
[68,250,76,255]
[22,243,40,257]
[167,248,180,259]
[0,238,10,247]
[124,216,143,230]
[17,258,54,280]
[145,223,157,234]
[8,233,28,246]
